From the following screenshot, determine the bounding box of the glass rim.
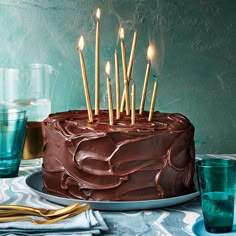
[196,158,236,168]
[0,63,54,72]
[0,108,26,114]
[0,109,27,121]
[0,117,28,122]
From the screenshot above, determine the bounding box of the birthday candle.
[105,61,114,125]
[119,27,130,115]
[131,81,136,125]
[95,8,101,115]
[148,79,158,122]
[120,31,138,113]
[77,36,93,123]
[139,45,153,115]
[114,50,120,119]
[127,31,138,81]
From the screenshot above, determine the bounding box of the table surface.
[1,154,236,236]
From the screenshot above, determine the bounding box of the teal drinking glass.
[0,109,27,177]
[196,158,236,233]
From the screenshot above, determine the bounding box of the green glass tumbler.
[196,158,236,233]
[0,109,27,177]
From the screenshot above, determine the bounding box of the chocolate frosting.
[42,110,195,201]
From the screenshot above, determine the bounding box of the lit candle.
[139,45,153,115]
[114,50,120,119]
[77,36,93,123]
[121,31,138,113]
[131,81,136,125]
[105,61,114,125]
[119,27,130,115]
[148,79,158,122]
[95,8,101,115]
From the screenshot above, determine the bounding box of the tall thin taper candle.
[131,82,136,125]
[120,31,138,112]
[148,80,158,122]
[105,62,114,125]
[95,8,101,115]
[127,31,138,81]
[119,27,130,115]
[139,45,153,115]
[115,50,120,119]
[78,36,93,123]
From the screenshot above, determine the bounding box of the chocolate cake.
[42,110,195,201]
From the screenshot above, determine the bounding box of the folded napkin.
[0,209,108,236]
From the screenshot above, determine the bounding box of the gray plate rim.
[25,171,199,211]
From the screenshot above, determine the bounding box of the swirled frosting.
[42,110,195,201]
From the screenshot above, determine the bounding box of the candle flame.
[96,8,101,20]
[105,61,111,76]
[119,27,124,40]
[147,45,153,61]
[78,36,84,51]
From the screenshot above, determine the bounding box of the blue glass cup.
[0,109,27,177]
[196,158,236,233]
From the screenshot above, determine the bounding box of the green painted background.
[0,0,235,153]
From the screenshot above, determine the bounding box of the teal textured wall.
[0,0,235,153]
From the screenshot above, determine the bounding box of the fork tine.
[0,202,83,218]
[36,204,91,225]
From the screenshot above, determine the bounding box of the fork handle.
[0,210,40,217]
[0,215,32,222]
[0,204,90,224]
[0,205,40,213]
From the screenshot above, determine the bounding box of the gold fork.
[0,204,90,224]
[0,202,82,218]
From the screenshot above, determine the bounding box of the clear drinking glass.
[0,64,55,166]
